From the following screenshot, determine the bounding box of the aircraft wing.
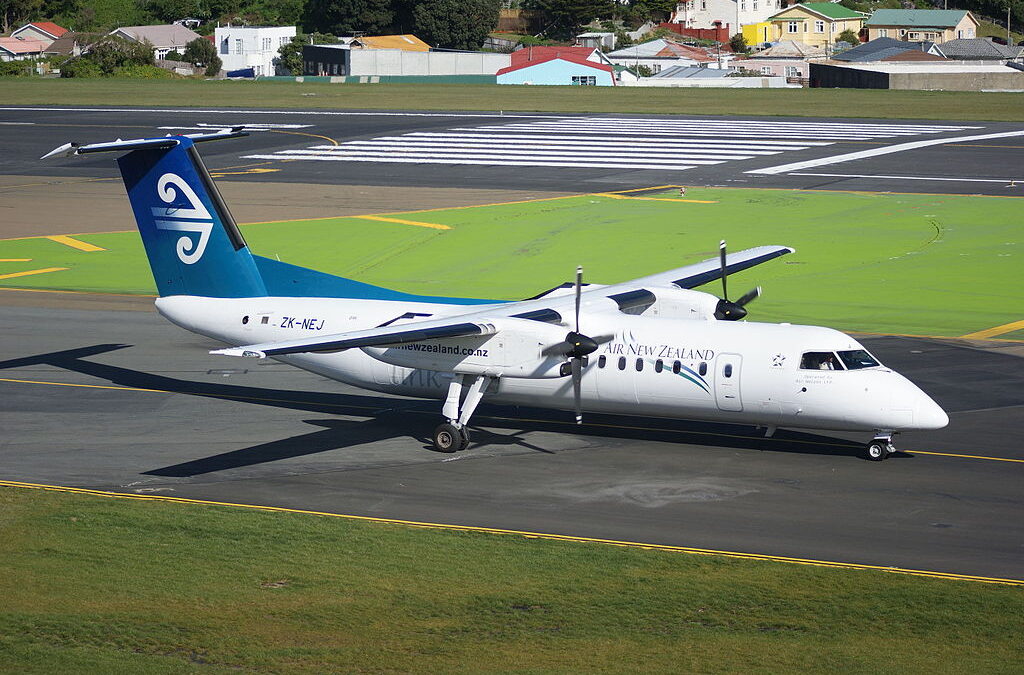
[213,317,498,358]
[599,245,794,292]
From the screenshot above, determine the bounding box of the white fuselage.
[156,295,948,434]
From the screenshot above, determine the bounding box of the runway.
[1,106,1022,582]
[1,300,1021,580]
[1,106,1023,195]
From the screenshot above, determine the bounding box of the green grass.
[977,20,1024,46]
[3,78,1024,120]
[1,486,1021,673]
[2,187,1020,337]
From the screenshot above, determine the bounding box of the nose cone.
[915,392,949,430]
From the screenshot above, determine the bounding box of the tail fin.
[44,131,266,298]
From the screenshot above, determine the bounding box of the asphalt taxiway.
[1,301,1021,580]
[1,107,1022,582]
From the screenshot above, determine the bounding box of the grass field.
[1,485,1021,673]
[2,187,1020,338]
[2,78,1024,121]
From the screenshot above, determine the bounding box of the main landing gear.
[865,432,896,461]
[432,374,490,453]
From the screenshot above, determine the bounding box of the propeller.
[713,240,762,321]
[564,266,598,424]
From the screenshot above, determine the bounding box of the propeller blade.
[574,265,583,333]
[736,286,761,307]
[571,357,583,424]
[719,240,729,302]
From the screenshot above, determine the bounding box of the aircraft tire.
[433,423,465,452]
[866,441,888,461]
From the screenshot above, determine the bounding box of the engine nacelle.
[642,287,720,321]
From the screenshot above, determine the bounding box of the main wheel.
[866,441,889,461]
[433,423,466,453]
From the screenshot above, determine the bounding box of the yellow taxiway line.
[353,215,451,230]
[0,376,1021,465]
[45,235,105,252]
[594,192,717,204]
[0,267,68,281]
[0,478,1019,586]
[959,319,1024,340]
[0,258,32,262]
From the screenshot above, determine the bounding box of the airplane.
[43,128,948,461]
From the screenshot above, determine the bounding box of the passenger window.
[598,355,606,369]
[655,359,663,373]
[698,361,707,376]
[618,357,626,371]
[724,364,733,378]
[800,351,842,370]
[636,358,643,372]
[672,361,681,374]
[261,316,269,325]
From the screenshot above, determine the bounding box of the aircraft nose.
[915,392,949,430]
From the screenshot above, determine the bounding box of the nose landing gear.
[866,432,896,461]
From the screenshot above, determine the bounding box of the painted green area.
[1,487,1021,673]
[1,188,1020,337]
[3,78,1024,121]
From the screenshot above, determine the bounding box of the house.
[351,34,430,51]
[670,0,783,32]
[497,52,616,86]
[511,45,615,67]
[735,40,826,79]
[575,32,616,50]
[605,39,720,74]
[765,3,865,48]
[939,37,1024,61]
[301,43,508,78]
[43,31,93,58]
[0,37,49,61]
[10,22,67,45]
[831,37,946,63]
[108,25,202,60]
[864,10,978,44]
[214,25,296,77]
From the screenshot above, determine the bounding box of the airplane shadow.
[0,344,886,478]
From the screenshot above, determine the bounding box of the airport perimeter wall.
[810,63,1024,91]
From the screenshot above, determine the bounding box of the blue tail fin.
[116,136,267,298]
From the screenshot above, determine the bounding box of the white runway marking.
[243,116,987,173]
[748,129,1024,175]
[791,172,1022,183]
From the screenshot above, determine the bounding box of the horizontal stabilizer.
[40,128,248,160]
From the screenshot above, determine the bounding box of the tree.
[302,0,396,35]
[523,0,616,40]
[1,0,43,34]
[60,34,154,77]
[183,36,222,75]
[412,0,500,49]
[837,28,860,45]
[729,32,748,53]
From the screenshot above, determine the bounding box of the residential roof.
[511,45,598,65]
[0,37,50,55]
[832,37,941,62]
[353,34,430,51]
[939,37,1023,59]
[864,9,972,28]
[43,31,94,54]
[497,53,613,76]
[606,39,714,62]
[14,22,68,39]
[652,65,735,78]
[752,40,826,59]
[772,2,863,21]
[110,25,202,48]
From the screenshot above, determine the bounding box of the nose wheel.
[866,433,896,461]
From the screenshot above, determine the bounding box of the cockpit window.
[800,351,843,370]
[837,349,880,370]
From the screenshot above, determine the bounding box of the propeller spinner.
[713,240,762,321]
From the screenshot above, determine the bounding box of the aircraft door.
[715,353,743,412]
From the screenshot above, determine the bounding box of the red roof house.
[11,22,68,43]
[497,52,616,86]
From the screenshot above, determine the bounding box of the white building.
[215,25,296,76]
[672,0,783,30]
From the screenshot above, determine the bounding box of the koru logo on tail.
[151,173,213,265]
